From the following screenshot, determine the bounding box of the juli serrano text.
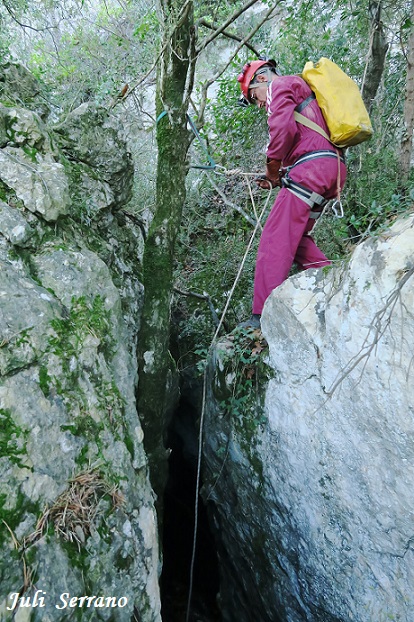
[7,591,128,610]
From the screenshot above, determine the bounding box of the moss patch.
[0,408,29,469]
[49,295,115,364]
[0,489,40,547]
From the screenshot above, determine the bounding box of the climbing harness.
[282,150,346,219]
[156,110,216,170]
[282,174,327,217]
[285,150,345,170]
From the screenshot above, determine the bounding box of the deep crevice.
[160,397,221,622]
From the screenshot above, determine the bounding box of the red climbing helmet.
[237,58,277,104]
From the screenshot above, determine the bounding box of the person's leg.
[288,156,346,272]
[252,187,310,314]
[294,232,330,271]
[252,157,346,315]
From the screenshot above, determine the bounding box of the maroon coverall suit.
[252,75,347,315]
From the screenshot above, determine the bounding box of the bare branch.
[111,0,193,108]
[173,288,227,332]
[1,0,57,32]
[203,171,257,226]
[173,287,210,300]
[196,0,260,54]
[197,1,281,125]
[80,14,135,44]
[326,266,414,397]
[183,7,198,109]
[198,18,260,56]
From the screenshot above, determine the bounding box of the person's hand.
[265,158,282,186]
[255,175,278,189]
[255,159,282,189]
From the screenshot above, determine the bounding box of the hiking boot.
[237,314,261,330]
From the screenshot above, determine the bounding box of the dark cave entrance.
[160,397,221,622]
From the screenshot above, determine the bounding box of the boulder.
[0,105,69,222]
[204,213,414,622]
[0,146,70,222]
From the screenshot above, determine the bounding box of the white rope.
[185,175,273,622]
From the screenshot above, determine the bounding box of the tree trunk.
[400,0,414,184]
[361,1,389,112]
[137,0,195,515]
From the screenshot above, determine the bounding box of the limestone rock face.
[0,61,50,120]
[0,200,34,247]
[0,106,70,222]
[54,103,134,213]
[0,65,160,621]
[204,214,414,622]
[0,146,70,222]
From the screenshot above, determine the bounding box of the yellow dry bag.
[297,57,373,148]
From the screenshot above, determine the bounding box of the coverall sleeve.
[266,79,300,161]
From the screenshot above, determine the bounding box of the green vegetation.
[38,364,52,396]
[43,295,128,467]
[0,179,24,210]
[213,327,274,480]
[172,178,261,367]
[220,328,271,415]
[49,295,115,369]
[0,408,29,469]
[21,144,38,162]
[0,489,40,547]
[61,415,105,441]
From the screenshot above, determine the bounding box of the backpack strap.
[293,111,331,143]
[295,93,316,113]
